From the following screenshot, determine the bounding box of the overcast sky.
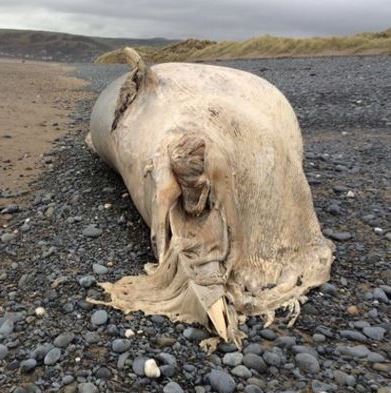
[0,0,390,40]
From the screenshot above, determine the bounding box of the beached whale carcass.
[87,49,334,347]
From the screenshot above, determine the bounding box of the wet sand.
[0,59,89,209]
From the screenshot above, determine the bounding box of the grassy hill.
[1,28,389,64]
[0,29,178,62]
[96,29,391,64]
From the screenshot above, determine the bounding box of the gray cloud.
[0,0,390,40]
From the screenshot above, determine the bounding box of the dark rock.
[243,343,263,355]
[54,332,74,348]
[231,365,252,378]
[243,353,267,373]
[132,356,147,376]
[295,353,320,373]
[112,339,131,353]
[339,330,367,342]
[329,231,352,241]
[163,382,184,393]
[207,369,236,393]
[96,366,112,379]
[183,327,209,341]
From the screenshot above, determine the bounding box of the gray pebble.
[0,344,8,360]
[320,283,337,295]
[183,327,209,341]
[96,366,111,379]
[207,369,236,393]
[315,326,333,338]
[339,329,367,342]
[62,375,74,385]
[132,356,147,376]
[20,223,30,232]
[160,364,176,377]
[243,353,267,373]
[54,332,74,348]
[275,336,296,348]
[263,351,281,366]
[163,382,184,393]
[367,352,386,362]
[44,347,61,365]
[117,351,130,369]
[243,343,263,355]
[244,385,264,393]
[368,308,378,318]
[91,310,108,326]
[112,338,131,353]
[0,318,14,336]
[295,353,320,373]
[223,351,243,366]
[329,231,352,241]
[218,342,238,353]
[84,331,100,344]
[231,365,252,379]
[292,345,318,358]
[334,370,356,386]
[311,380,334,392]
[363,326,386,340]
[31,343,53,360]
[373,287,389,303]
[336,345,370,358]
[157,352,177,367]
[82,225,102,238]
[79,275,96,288]
[20,358,37,373]
[260,329,276,340]
[78,382,98,393]
[353,320,370,329]
[1,233,16,243]
[313,333,326,343]
[92,263,108,274]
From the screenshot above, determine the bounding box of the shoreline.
[0,59,90,210]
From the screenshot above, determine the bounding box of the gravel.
[1,57,390,392]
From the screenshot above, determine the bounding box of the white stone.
[35,307,46,317]
[144,358,161,378]
[346,191,355,198]
[125,329,135,338]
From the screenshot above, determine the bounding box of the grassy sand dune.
[95,29,391,64]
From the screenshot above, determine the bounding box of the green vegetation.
[95,29,391,64]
